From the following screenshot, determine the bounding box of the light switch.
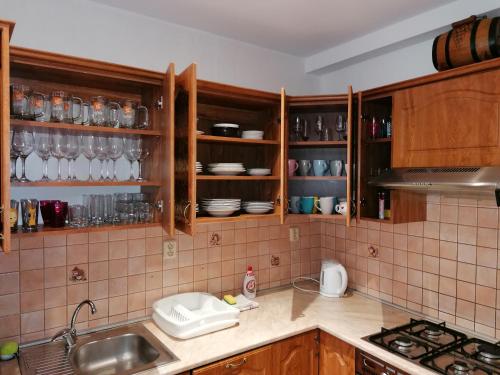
[163,240,177,259]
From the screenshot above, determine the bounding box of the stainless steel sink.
[19,322,177,375]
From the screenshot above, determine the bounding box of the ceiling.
[90,0,456,56]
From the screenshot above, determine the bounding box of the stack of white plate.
[195,203,199,213]
[247,168,271,176]
[208,163,245,176]
[242,201,274,214]
[241,130,264,140]
[196,162,203,174]
[201,199,241,217]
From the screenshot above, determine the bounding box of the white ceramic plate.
[247,168,271,176]
[205,209,238,217]
[213,123,240,128]
[244,207,273,214]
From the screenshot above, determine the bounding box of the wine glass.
[80,135,97,181]
[34,131,51,181]
[50,131,66,181]
[292,116,302,142]
[314,115,323,139]
[136,139,150,182]
[12,130,34,183]
[124,137,141,181]
[64,134,80,181]
[10,130,20,182]
[301,120,310,141]
[108,137,124,181]
[336,114,346,141]
[95,136,109,181]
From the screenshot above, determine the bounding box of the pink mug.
[288,159,299,176]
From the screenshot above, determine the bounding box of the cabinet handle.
[363,358,377,371]
[225,357,247,369]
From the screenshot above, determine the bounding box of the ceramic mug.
[330,160,344,176]
[312,160,329,176]
[300,196,314,214]
[288,159,299,177]
[298,160,311,176]
[315,197,335,215]
[289,196,301,214]
[335,200,348,216]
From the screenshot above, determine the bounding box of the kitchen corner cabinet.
[356,92,426,224]
[392,66,500,168]
[0,20,14,253]
[284,88,354,226]
[319,331,355,375]
[0,37,176,252]
[174,64,284,235]
[192,345,273,374]
[272,330,319,374]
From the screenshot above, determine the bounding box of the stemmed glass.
[10,130,20,182]
[65,134,80,181]
[301,120,310,141]
[136,139,150,182]
[12,130,34,183]
[124,137,141,181]
[95,136,109,181]
[34,131,51,181]
[50,131,66,181]
[292,116,302,142]
[314,115,323,139]
[80,135,97,181]
[108,137,124,181]
[336,114,346,141]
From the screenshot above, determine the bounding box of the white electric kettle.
[319,259,348,297]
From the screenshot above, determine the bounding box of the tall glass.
[95,136,109,181]
[80,135,97,181]
[123,137,140,181]
[34,131,51,181]
[12,130,34,183]
[65,134,80,180]
[50,131,66,181]
[10,130,20,182]
[108,137,124,181]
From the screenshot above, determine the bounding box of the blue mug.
[313,160,329,176]
[289,196,301,214]
[300,196,314,214]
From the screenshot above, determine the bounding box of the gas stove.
[364,319,500,374]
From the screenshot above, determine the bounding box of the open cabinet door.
[161,63,175,237]
[0,22,12,252]
[356,92,363,224]
[346,86,353,227]
[280,88,288,224]
[174,64,197,235]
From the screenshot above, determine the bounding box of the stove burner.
[422,325,444,338]
[477,343,500,363]
[392,336,416,352]
[450,360,471,375]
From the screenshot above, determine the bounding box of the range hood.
[368,167,500,206]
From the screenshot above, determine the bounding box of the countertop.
[3,286,439,375]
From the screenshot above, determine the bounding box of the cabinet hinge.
[155,96,164,110]
[155,200,164,213]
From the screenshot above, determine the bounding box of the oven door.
[356,350,409,375]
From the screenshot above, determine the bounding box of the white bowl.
[213,123,239,128]
[247,168,271,176]
[244,207,273,214]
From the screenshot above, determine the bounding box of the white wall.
[0,0,319,94]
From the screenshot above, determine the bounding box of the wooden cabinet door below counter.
[319,331,355,375]
[272,330,319,375]
[192,345,273,375]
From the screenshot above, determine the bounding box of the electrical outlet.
[289,227,299,242]
[163,240,177,259]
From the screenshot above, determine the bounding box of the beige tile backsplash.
[320,193,500,339]
[1,193,499,345]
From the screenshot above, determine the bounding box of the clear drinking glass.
[12,130,34,183]
[90,194,105,225]
[34,131,51,181]
[336,114,346,141]
[136,139,150,182]
[69,205,88,227]
[50,91,66,122]
[10,84,30,119]
[89,96,107,126]
[291,116,302,142]
[80,135,97,181]
[107,102,121,128]
[10,130,20,182]
[301,120,310,141]
[314,115,323,138]
[63,96,83,123]
[64,134,80,180]
[107,137,124,181]
[28,92,50,121]
[50,131,66,181]
[95,136,109,181]
[103,194,113,223]
[123,137,141,181]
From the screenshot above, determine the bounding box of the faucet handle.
[51,328,76,348]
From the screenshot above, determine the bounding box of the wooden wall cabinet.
[174,65,284,234]
[284,88,354,225]
[272,330,319,375]
[319,331,355,375]
[392,68,500,168]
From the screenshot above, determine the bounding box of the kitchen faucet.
[51,299,97,349]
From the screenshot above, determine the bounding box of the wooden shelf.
[196,212,280,223]
[359,216,393,224]
[11,180,161,187]
[288,213,345,220]
[11,222,160,237]
[197,134,279,145]
[11,119,162,137]
[289,140,347,148]
[197,175,279,181]
[366,137,392,144]
[289,176,347,181]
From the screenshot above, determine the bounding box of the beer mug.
[63,96,83,123]
[107,101,122,128]
[50,91,66,122]
[89,96,107,126]
[28,92,50,121]
[121,99,149,129]
[10,84,31,119]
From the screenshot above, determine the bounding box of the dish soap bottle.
[243,265,256,299]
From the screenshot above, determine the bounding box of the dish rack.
[152,292,240,339]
